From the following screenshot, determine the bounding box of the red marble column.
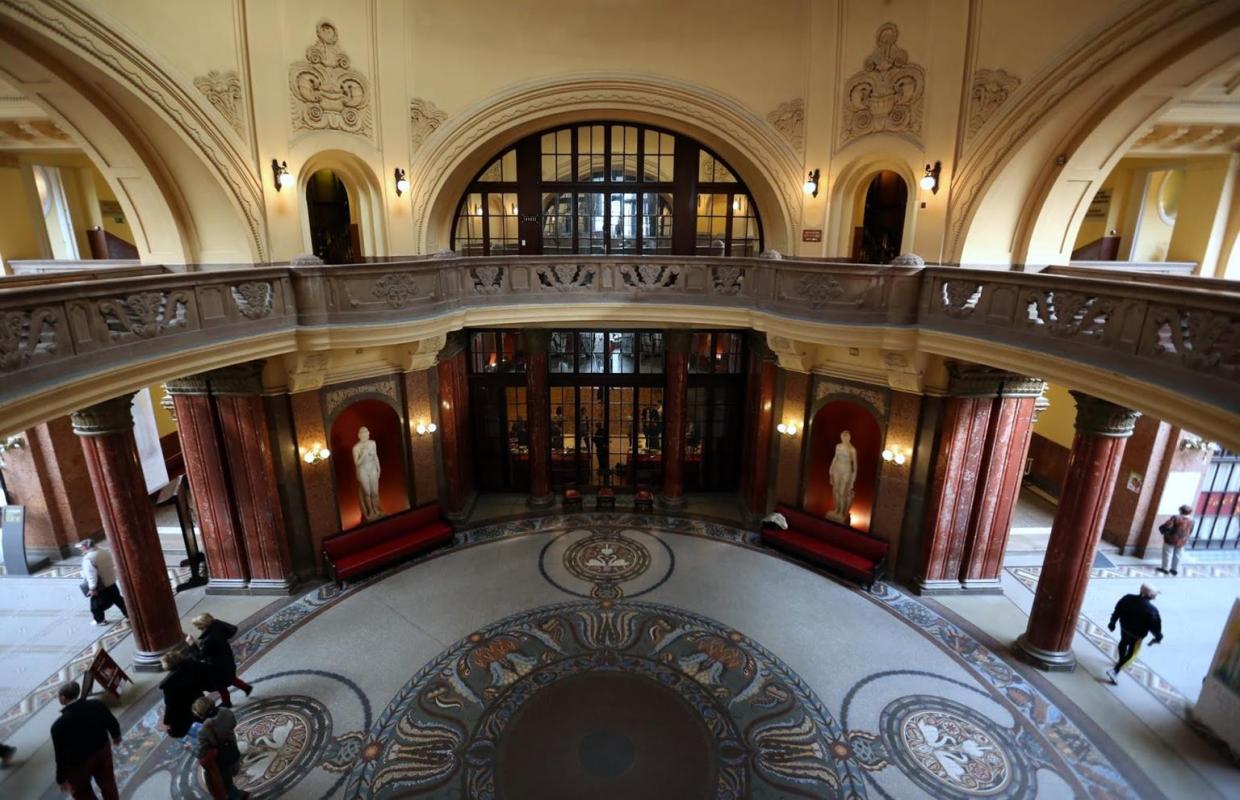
[524,331,553,508]
[916,395,992,593]
[660,331,690,508]
[739,349,778,517]
[166,377,249,591]
[210,365,293,593]
[1015,392,1139,671]
[959,394,1039,589]
[436,341,475,518]
[72,395,182,670]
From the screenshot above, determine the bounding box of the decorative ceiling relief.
[409,98,447,152]
[766,99,805,152]
[967,69,1020,140]
[289,21,372,136]
[193,70,245,136]
[839,23,925,149]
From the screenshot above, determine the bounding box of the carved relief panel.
[839,23,925,149]
[289,21,372,137]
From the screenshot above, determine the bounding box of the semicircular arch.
[826,150,920,260]
[295,148,389,259]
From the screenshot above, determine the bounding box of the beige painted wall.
[1033,382,1076,449]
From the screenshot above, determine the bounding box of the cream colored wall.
[1033,382,1076,448]
[1132,169,1176,262]
[0,163,41,264]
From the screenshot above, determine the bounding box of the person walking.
[190,697,248,800]
[186,614,253,708]
[159,650,207,738]
[50,680,121,800]
[77,539,128,627]
[1156,504,1194,576]
[1105,583,1163,684]
[0,742,14,768]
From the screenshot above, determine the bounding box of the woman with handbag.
[190,696,249,800]
[1155,504,1194,576]
[186,614,253,707]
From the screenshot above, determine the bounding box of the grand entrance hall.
[1,1,1240,798]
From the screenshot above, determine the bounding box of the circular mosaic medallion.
[346,600,867,799]
[880,696,1033,800]
[540,528,673,599]
[174,695,331,799]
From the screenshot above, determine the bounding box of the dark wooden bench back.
[323,501,443,560]
[772,504,888,561]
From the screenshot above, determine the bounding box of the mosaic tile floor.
[97,513,1172,799]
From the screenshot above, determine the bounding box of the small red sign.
[802,229,823,242]
[82,648,131,697]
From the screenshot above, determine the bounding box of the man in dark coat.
[187,613,253,707]
[1105,583,1163,684]
[50,679,121,799]
[159,650,207,738]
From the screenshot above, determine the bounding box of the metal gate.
[1191,448,1240,548]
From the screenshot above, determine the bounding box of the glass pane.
[695,193,729,256]
[609,192,637,253]
[608,387,634,487]
[729,193,760,258]
[577,332,605,374]
[641,192,674,253]
[506,387,529,485]
[582,386,606,485]
[577,192,606,254]
[541,131,571,181]
[480,149,516,182]
[541,192,574,254]
[689,333,712,373]
[550,330,575,373]
[455,193,486,255]
[578,125,605,182]
[642,129,675,182]
[636,387,664,487]
[486,193,519,255]
[471,331,497,373]
[608,332,635,373]
[610,125,638,182]
[698,151,736,183]
[714,332,744,373]
[639,332,664,374]
[551,387,573,457]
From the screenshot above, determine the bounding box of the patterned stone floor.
[94,513,1174,799]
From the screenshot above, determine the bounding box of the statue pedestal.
[825,510,851,526]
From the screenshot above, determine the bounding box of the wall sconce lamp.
[776,421,800,437]
[394,167,410,196]
[415,421,438,436]
[802,169,820,198]
[919,161,941,194]
[1180,435,1216,454]
[0,433,27,467]
[272,159,293,192]
[881,445,908,466]
[301,443,331,464]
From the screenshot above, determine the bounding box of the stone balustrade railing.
[1,255,1236,435]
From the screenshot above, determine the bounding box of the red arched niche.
[330,399,410,530]
[805,399,882,531]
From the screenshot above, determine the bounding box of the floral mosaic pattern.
[345,600,868,799]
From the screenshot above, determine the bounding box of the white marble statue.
[353,426,383,521]
[826,430,857,525]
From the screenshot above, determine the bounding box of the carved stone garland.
[230,282,274,320]
[0,308,58,371]
[193,70,245,136]
[839,23,925,149]
[98,292,189,340]
[289,21,372,136]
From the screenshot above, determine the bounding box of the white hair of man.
[1139,583,1159,598]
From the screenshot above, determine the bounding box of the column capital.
[947,363,1044,398]
[71,394,135,436]
[207,362,265,396]
[1070,391,1140,438]
[164,375,211,396]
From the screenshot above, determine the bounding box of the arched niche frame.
[409,74,802,254]
[325,389,411,531]
[800,391,887,533]
[825,148,919,261]
[294,146,389,260]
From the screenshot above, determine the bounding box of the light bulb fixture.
[301,443,330,464]
[919,161,941,194]
[882,445,908,466]
[415,421,438,436]
[776,422,799,437]
[732,198,741,212]
[394,167,409,196]
[271,159,293,191]
[802,168,820,198]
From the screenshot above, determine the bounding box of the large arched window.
[452,123,762,257]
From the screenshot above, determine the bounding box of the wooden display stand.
[81,648,132,698]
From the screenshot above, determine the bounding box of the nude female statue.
[827,430,857,524]
[353,427,383,521]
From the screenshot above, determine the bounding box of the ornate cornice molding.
[206,361,265,396]
[408,73,801,252]
[0,0,267,261]
[947,363,1044,398]
[70,394,134,436]
[1071,391,1141,438]
[163,374,210,396]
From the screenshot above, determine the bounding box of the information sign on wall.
[801,229,823,242]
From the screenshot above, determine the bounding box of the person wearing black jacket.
[187,613,253,708]
[159,650,207,738]
[1105,583,1163,684]
[50,680,121,799]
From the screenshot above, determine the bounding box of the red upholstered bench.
[563,488,583,512]
[761,504,888,591]
[634,489,654,513]
[322,501,453,586]
[595,487,616,511]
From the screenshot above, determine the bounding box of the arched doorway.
[306,169,359,263]
[853,171,908,264]
[329,399,409,530]
[804,399,883,531]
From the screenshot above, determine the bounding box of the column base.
[205,578,251,596]
[914,578,966,595]
[248,577,296,595]
[1013,633,1077,672]
[959,578,1005,595]
[442,492,478,524]
[527,492,555,509]
[131,643,180,672]
[658,493,687,510]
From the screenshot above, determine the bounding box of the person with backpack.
[1156,504,1194,576]
[186,614,253,708]
[1105,584,1163,684]
[190,696,248,800]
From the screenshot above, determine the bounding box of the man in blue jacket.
[1105,583,1163,684]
